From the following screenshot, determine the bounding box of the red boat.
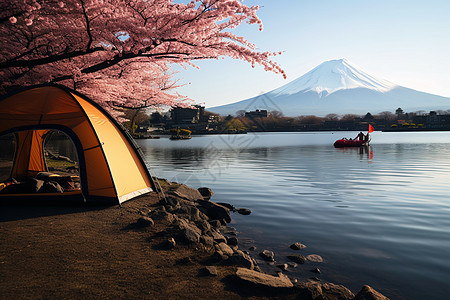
[333,139,368,148]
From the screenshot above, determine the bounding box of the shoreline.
[0,180,388,299]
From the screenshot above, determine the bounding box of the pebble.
[306,254,323,263]
[259,250,275,262]
[290,242,306,250]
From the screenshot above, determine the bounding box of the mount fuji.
[208,59,450,116]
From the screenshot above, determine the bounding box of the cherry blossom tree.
[0,0,285,119]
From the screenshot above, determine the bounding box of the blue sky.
[174,0,450,108]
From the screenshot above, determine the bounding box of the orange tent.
[0,84,154,204]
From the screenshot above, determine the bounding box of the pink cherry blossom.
[0,0,285,120]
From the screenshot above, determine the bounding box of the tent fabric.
[0,84,154,204]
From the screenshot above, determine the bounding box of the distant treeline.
[217,108,450,132]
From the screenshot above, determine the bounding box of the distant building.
[170,105,204,124]
[245,109,269,118]
[413,111,450,129]
[169,105,218,132]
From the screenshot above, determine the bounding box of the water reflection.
[335,145,373,161]
[137,132,450,300]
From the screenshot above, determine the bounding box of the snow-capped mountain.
[208,59,450,116]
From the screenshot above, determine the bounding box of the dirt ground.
[0,193,262,300]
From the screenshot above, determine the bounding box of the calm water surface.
[137,132,450,299]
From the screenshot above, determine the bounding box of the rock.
[227,236,238,246]
[199,235,214,248]
[195,219,211,232]
[321,283,355,300]
[207,229,227,243]
[310,267,321,274]
[175,206,203,222]
[135,217,154,228]
[354,285,389,300]
[181,227,201,244]
[198,187,214,200]
[176,218,202,244]
[213,250,229,261]
[200,266,218,276]
[220,226,237,236]
[290,242,307,250]
[229,250,254,269]
[277,264,288,271]
[287,254,306,264]
[296,281,323,299]
[307,254,324,263]
[287,262,298,268]
[215,242,234,257]
[236,208,252,215]
[235,268,293,288]
[259,250,275,262]
[168,184,204,201]
[208,220,222,228]
[197,200,231,223]
[166,237,176,249]
[249,246,257,251]
[296,282,354,300]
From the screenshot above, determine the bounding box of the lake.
[137,131,450,299]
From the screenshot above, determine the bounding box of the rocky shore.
[0,180,389,299]
[139,179,389,300]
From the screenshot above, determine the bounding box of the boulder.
[321,283,355,300]
[235,268,293,288]
[290,242,307,250]
[197,200,231,223]
[259,250,275,262]
[197,187,214,200]
[229,250,254,269]
[167,184,203,201]
[176,218,202,244]
[215,242,234,257]
[287,254,306,264]
[354,285,389,300]
[296,282,354,300]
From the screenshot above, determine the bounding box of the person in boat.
[364,133,370,142]
[356,132,365,141]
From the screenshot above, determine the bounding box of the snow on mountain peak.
[271,58,397,97]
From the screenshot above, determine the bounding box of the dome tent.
[0,84,155,204]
